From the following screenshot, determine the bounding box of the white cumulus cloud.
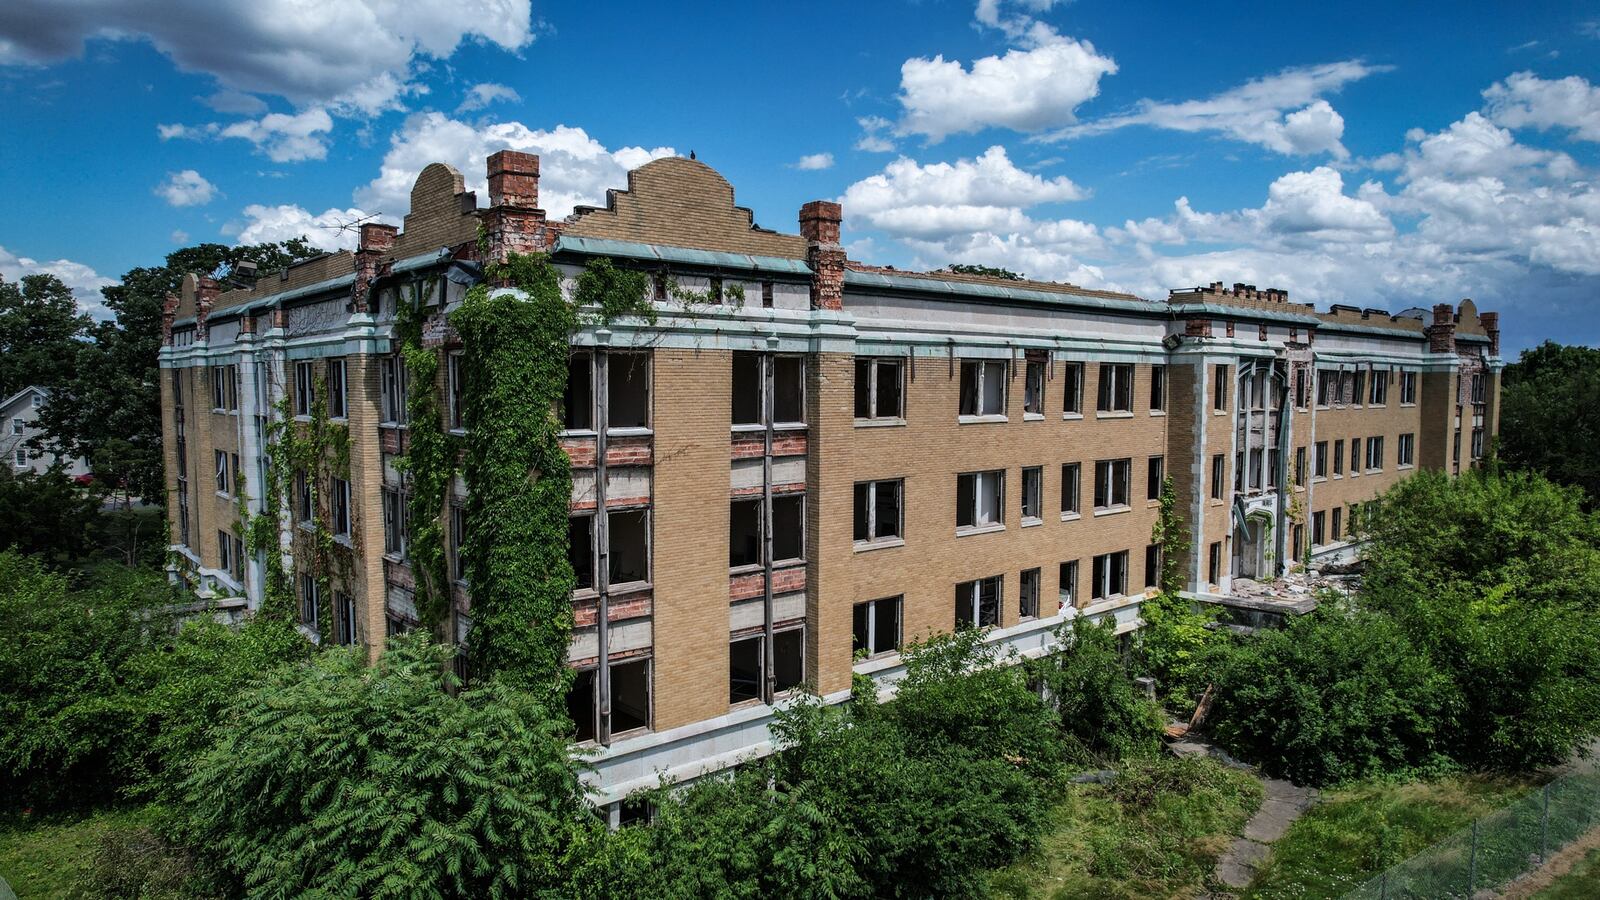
[456,82,522,114]
[1483,71,1600,142]
[0,245,117,320]
[230,204,380,253]
[793,153,835,170]
[155,169,218,207]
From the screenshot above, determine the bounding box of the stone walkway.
[1213,774,1316,891]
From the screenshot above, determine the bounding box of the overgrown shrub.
[177,634,595,899]
[78,820,205,900]
[0,466,107,566]
[1135,591,1225,706]
[1031,615,1165,763]
[1208,601,1456,786]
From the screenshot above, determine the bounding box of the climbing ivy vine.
[1151,474,1190,597]
[394,282,459,631]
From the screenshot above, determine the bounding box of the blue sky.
[1,0,1597,353]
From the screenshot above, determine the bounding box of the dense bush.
[1208,601,1456,786]
[178,635,595,899]
[1135,591,1225,706]
[1032,615,1165,762]
[0,467,107,566]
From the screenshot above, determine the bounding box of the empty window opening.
[1023,359,1046,414]
[1150,365,1167,411]
[1021,466,1042,521]
[381,354,408,424]
[610,658,651,734]
[1398,433,1415,466]
[959,360,1007,417]
[1349,438,1361,474]
[955,576,1002,629]
[773,628,804,694]
[383,487,408,558]
[1332,507,1343,541]
[569,515,595,591]
[852,596,902,658]
[568,668,597,743]
[1145,545,1161,589]
[772,356,804,423]
[1097,363,1133,413]
[564,354,594,430]
[1400,370,1418,405]
[1211,454,1225,500]
[334,591,357,646]
[854,357,904,420]
[1312,510,1326,546]
[1058,560,1078,607]
[299,573,320,629]
[1061,463,1081,515]
[447,352,465,430]
[853,480,903,543]
[731,353,762,425]
[608,508,649,585]
[1019,567,1040,619]
[293,361,315,416]
[1091,551,1129,600]
[729,636,762,704]
[1333,440,1345,475]
[1061,362,1083,415]
[1214,364,1229,411]
[957,470,1005,529]
[772,493,805,563]
[450,505,467,582]
[733,352,805,426]
[1147,456,1164,501]
[608,352,650,429]
[327,358,347,419]
[730,498,762,568]
[331,477,352,538]
[1093,458,1131,511]
[1208,542,1222,585]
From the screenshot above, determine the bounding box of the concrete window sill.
[1060,511,1082,522]
[956,522,1005,538]
[958,414,1009,425]
[853,537,905,553]
[1096,410,1134,420]
[854,417,906,429]
[1062,412,1084,421]
[1093,505,1131,517]
[1022,517,1043,528]
[1150,410,1167,417]
[1023,412,1045,422]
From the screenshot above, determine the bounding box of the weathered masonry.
[159,151,1503,812]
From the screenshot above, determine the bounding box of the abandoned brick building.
[159,150,1503,813]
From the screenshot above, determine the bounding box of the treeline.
[1141,466,1600,786]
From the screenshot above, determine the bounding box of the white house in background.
[1,387,89,479]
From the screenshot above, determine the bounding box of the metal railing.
[1342,771,1600,899]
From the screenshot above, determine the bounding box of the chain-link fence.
[1341,771,1600,899]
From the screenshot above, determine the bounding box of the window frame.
[1021,466,1043,523]
[956,469,1006,532]
[1147,456,1164,502]
[854,357,905,422]
[1019,567,1041,619]
[326,358,348,419]
[1214,364,1229,411]
[1058,560,1078,607]
[955,575,1003,629]
[1211,454,1225,500]
[853,478,905,547]
[958,359,1008,419]
[380,353,409,425]
[1061,362,1084,416]
[330,476,352,539]
[1091,550,1129,600]
[1150,364,1167,413]
[1093,458,1131,512]
[852,596,903,659]
[293,361,315,417]
[1398,432,1415,467]
[1023,359,1046,416]
[1060,462,1081,517]
[1096,363,1134,414]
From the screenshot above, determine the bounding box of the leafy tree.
[1032,616,1165,762]
[1136,592,1223,706]
[0,272,89,398]
[1500,341,1600,503]
[1207,601,1455,786]
[178,635,595,899]
[946,263,1024,280]
[38,239,319,501]
[0,551,172,807]
[0,466,107,566]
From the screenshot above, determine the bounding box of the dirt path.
[1213,774,1316,890]
[1497,825,1600,899]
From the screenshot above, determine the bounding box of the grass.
[1243,773,1545,899]
[1537,847,1600,899]
[0,806,149,899]
[990,755,1263,899]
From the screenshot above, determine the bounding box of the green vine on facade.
[1152,474,1190,597]
[394,280,459,632]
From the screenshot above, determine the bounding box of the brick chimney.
[1479,310,1500,357]
[483,150,547,275]
[352,222,398,313]
[800,200,845,311]
[1426,302,1456,353]
[195,276,221,344]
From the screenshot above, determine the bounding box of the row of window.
[1306,500,1381,549]
[1310,434,1412,479]
[292,470,353,539]
[956,360,1159,419]
[298,575,358,646]
[293,359,348,419]
[1307,368,1418,409]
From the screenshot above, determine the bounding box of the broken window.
[215,449,229,494]
[729,498,762,568]
[211,364,238,411]
[731,352,762,425]
[853,479,903,544]
[1097,363,1133,413]
[1214,364,1229,411]
[450,504,467,582]
[1145,545,1161,589]
[955,575,1002,629]
[300,573,320,629]
[1211,454,1225,500]
[1349,438,1361,474]
[959,360,1007,417]
[383,486,408,558]
[729,636,762,704]
[1370,371,1388,405]
[217,529,232,578]
[1091,551,1128,600]
[1398,432,1415,466]
[568,668,597,743]
[773,628,804,694]
[1019,567,1040,619]
[1366,436,1384,470]
[1021,467,1042,521]
[1294,368,1310,409]
[1332,440,1344,475]
[295,470,313,522]
[1295,447,1307,486]
[327,358,347,419]
[1059,560,1078,607]
[732,352,804,425]
[1292,525,1304,561]
[610,658,651,734]
[1061,463,1081,515]
[1208,542,1222,586]
[569,515,595,590]
[1400,370,1418,405]
[1061,362,1083,415]
[608,508,649,585]
[854,357,904,420]
[1312,510,1326,546]
[772,494,804,563]
[1023,359,1045,414]
[381,354,408,424]
[773,356,804,423]
[294,361,315,416]
[609,352,651,428]
[1248,448,1263,491]
[1332,507,1343,541]
[1093,458,1131,510]
[447,351,465,430]
[1150,365,1167,412]
[334,591,357,646]
[331,477,352,538]
[956,470,1005,529]
[1352,371,1367,406]
[852,596,902,657]
[563,353,593,431]
[1147,456,1164,501]
[1234,451,1244,493]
